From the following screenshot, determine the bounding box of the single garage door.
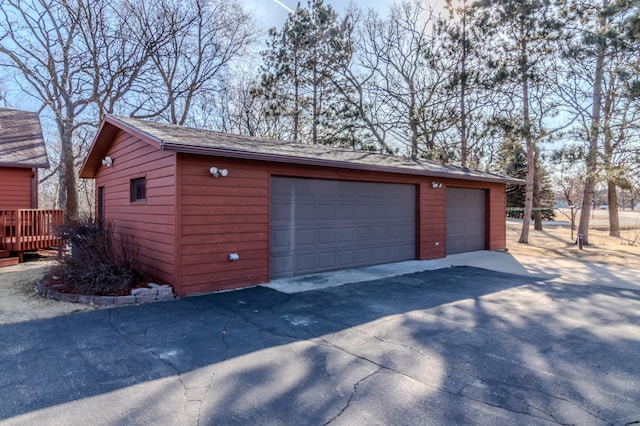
[446,187,486,255]
[271,177,416,279]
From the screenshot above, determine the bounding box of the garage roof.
[0,108,50,169]
[80,115,522,184]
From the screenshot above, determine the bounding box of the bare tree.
[0,0,92,221]
[340,1,455,159]
[126,0,255,126]
[0,0,153,221]
[196,67,289,138]
[0,0,255,221]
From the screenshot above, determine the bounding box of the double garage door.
[270,177,416,279]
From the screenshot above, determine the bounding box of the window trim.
[130,177,146,203]
[97,186,105,224]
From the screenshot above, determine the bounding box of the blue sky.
[245,0,398,31]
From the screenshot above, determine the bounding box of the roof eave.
[0,161,50,169]
[79,115,164,178]
[161,142,523,185]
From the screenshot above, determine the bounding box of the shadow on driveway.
[2,266,639,424]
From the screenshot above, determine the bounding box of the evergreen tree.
[259,0,354,145]
[499,138,527,219]
[499,138,555,221]
[475,0,563,242]
[436,0,496,168]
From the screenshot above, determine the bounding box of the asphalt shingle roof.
[0,108,50,169]
[104,115,521,185]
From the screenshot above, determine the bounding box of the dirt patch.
[0,255,93,325]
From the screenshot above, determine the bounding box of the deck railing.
[0,209,64,254]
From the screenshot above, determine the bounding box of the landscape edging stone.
[36,281,175,306]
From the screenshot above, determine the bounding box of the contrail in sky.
[271,0,294,13]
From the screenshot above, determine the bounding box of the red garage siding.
[0,167,33,209]
[178,154,270,295]
[174,154,505,295]
[94,130,178,285]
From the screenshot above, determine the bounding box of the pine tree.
[475,0,563,243]
[499,138,556,221]
[564,0,640,241]
[259,0,354,145]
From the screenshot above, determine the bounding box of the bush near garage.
[46,221,143,296]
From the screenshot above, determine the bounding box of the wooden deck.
[0,209,63,261]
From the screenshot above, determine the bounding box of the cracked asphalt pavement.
[2,266,640,425]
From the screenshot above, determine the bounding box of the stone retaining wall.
[37,281,175,306]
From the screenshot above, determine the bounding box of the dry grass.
[506,221,640,267]
[0,257,92,325]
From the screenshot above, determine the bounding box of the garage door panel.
[295,229,316,246]
[317,204,336,219]
[271,177,416,278]
[336,227,354,242]
[356,226,370,241]
[372,247,386,261]
[373,206,387,218]
[317,252,336,268]
[402,224,415,238]
[271,255,292,275]
[446,187,486,255]
[271,203,292,221]
[337,205,354,219]
[271,229,293,249]
[295,204,316,219]
[337,250,355,266]
[356,205,371,219]
[373,226,386,240]
[318,228,336,243]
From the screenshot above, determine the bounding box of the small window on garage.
[130,177,146,202]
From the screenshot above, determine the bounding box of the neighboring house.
[80,115,521,296]
[0,108,49,209]
[0,108,63,265]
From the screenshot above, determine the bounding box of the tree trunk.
[460,0,468,168]
[602,74,620,237]
[577,0,607,245]
[519,143,535,243]
[293,57,300,143]
[312,60,319,145]
[409,83,418,160]
[608,180,620,237]
[533,146,543,230]
[58,124,79,223]
[518,37,534,244]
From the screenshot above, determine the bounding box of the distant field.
[554,208,640,228]
[506,214,640,268]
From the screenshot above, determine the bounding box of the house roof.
[0,108,50,169]
[80,114,522,185]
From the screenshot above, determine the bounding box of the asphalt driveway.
[1,266,639,425]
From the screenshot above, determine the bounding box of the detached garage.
[80,115,521,296]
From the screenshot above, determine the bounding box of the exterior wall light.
[210,167,228,177]
[431,182,443,189]
[102,156,113,167]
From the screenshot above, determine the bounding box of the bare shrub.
[52,222,142,296]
